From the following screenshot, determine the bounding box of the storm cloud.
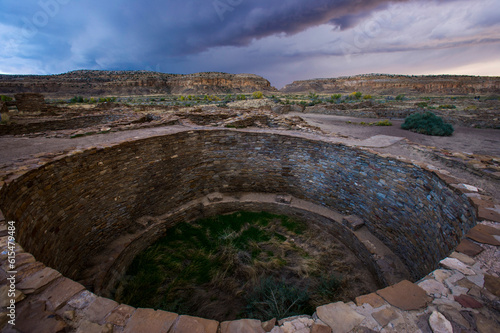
[1,0,499,87]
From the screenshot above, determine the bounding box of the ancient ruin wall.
[0,129,475,283]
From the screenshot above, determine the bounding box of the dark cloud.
[0,0,499,84]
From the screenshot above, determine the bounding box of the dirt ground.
[296,113,500,157]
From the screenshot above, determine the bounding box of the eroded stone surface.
[484,274,500,297]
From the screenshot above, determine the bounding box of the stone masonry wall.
[0,129,476,284]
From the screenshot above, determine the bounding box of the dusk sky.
[1,0,500,87]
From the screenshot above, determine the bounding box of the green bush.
[363,94,373,100]
[349,92,362,100]
[0,95,13,102]
[308,92,319,100]
[395,94,405,101]
[416,102,428,108]
[438,104,456,109]
[401,112,454,136]
[237,94,247,100]
[70,96,85,103]
[331,94,342,100]
[252,91,264,99]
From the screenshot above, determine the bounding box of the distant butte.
[0,71,499,97]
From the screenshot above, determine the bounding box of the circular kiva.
[0,129,476,312]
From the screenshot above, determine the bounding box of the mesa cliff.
[0,70,276,97]
[281,74,500,95]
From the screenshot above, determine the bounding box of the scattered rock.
[316,302,365,333]
[467,224,500,246]
[418,279,449,297]
[439,258,476,275]
[428,311,453,333]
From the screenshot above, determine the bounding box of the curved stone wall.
[0,129,476,289]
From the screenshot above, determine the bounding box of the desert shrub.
[395,94,405,101]
[308,92,319,100]
[374,120,393,126]
[1,113,10,125]
[416,102,428,108]
[363,94,373,100]
[0,95,13,102]
[245,277,310,320]
[438,104,456,109]
[465,105,478,110]
[252,91,264,99]
[70,96,85,103]
[349,92,362,100]
[331,94,342,100]
[237,94,247,100]
[401,111,454,136]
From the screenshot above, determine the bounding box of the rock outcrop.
[281,74,500,95]
[0,71,276,97]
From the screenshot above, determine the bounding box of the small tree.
[401,111,454,136]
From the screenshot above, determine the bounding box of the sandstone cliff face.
[281,74,500,95]
[0,71,275,97]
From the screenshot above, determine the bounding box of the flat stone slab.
[439,258,476,275]
[220,319,265,333]
[342,215,364,231]
[417,279,449,297]
[357,135,405,148]
[454,294,483,309]
[372,308,399,327]
[105,304,136,327]
[35,277,85,311]
[484,274,500,297]
[466,224,500,246]
[170,315,219,333]
[124,308,178,333]
[455,239,484,257]
[16,267,61,294]
[478,206,500,222]
[316,302,365,333]
[16,300,67,333]
[376,280,431,311]
[355,293,386,308]
[82,296,119,323]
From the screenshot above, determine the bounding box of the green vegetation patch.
[401,111,454,136]
[114,211,352,321]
